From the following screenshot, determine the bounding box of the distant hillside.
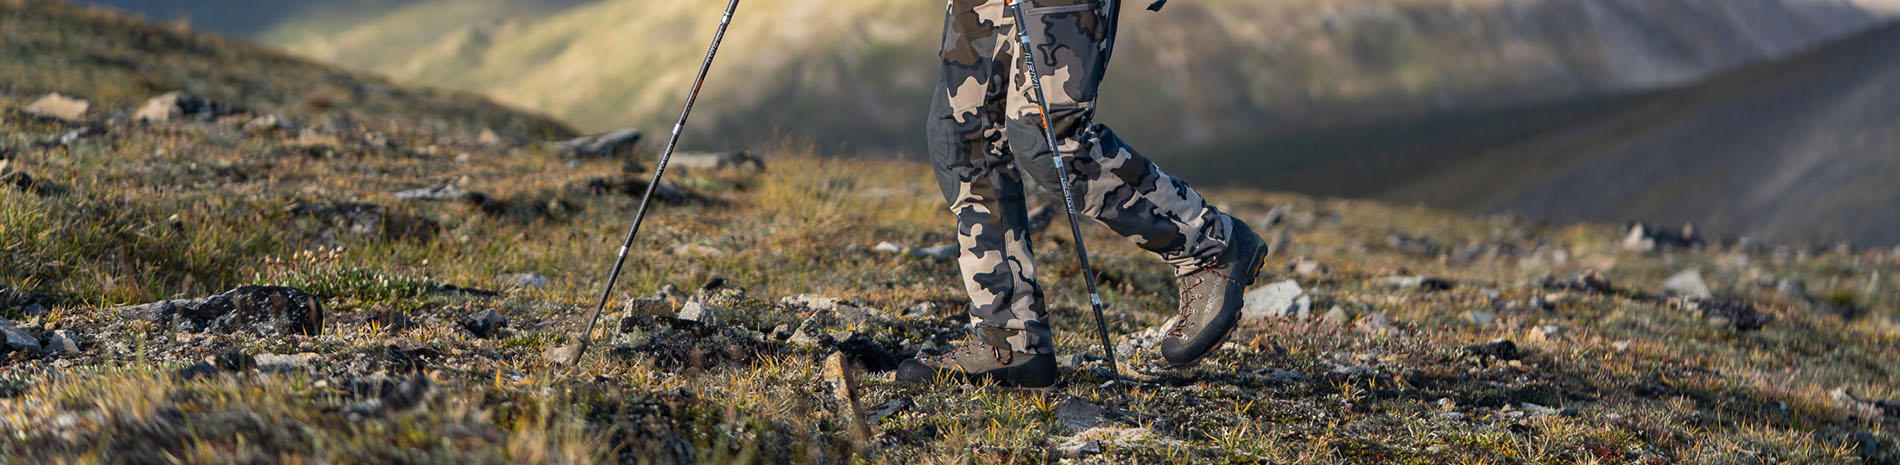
[7,0,574,140]
[1377,22,1900,246]
[78,0,1900,155]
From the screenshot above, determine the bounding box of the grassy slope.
[3,2,1900,464]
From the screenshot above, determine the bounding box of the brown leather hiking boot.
[896,328,1057,388]
[1160,218,1270,368]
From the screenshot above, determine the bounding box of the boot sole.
[1167,245,1271,369]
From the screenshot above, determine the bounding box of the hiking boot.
[896,328,1057,388]
[1160,218,1271,367]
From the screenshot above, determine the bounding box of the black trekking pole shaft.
[1008,0,1124,387]
[571,0,742,365]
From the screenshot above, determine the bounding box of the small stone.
[1663,269,1713,299]
[550,129,642,158]
[873,242,910,254]
[1462,309,1497,326]
[1520,402,1577,416]
[0,317,39,353]
[457,309,508,339]
[1058,438,1103,457]
[1375,275,1453,290]
[1611,340,1632,352]
[493,273,549,290]
[26,93,89,121]
[45,330,78,354]
[1464,339,1520,360]
[477,129,511,146]
[865,397,914,423]
[134,91,234,122]
[1322,306,1353,326]
[1331,364,1377,377]
[913,244,958,259]
[214,351,257,372]
[1291,258,1327,276]
[903,302,941,319]
[1436,411,1467,421]
[1435,398,1457,411]
[394,184,475,201]
[822,352,873,442]
[1355,312,1395,335]
[1054,397,1113,432]
[1528,325,1563,343]
[243,114,297,133]
[1255,368,1310,383]
[675,299,721,325]
[1242,280,1310,319]
[542,344,579,365]
[176,361,218,380]
[371,309,417,334]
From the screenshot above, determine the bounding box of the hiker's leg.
[927,0,1053,354]
[1004,0,1231,275]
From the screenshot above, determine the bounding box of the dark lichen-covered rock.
[457,309,508,339]
[179,286,325,336]
[1687,298,1773,331]
[614,315,781,370]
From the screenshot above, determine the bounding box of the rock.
[865,397,913,423]
[550,129,642,158]
[1115,322,1171,359]
[622,297,675,318]
[1435,412,1468,421]
[1056,353,1095,370]
[493,273,549,290]
[903,302,942,319]
[1355,312,1396,335]
[1611,340,1633,352]
[477,129,515,147]
[26,93,89,121]
[1375,275,1454,291]
[541,344,579,366]
[1621,222,1703,251]
[1321,306,1353,326]
[783,295,890,344]
[1058,438,1103,457]
[1685,298,1772,331]
[1435,398,1457,411]
[1527,325,1564,344]
[55,126,106,147]
[176,361,219,380]
[0,317,42,353]
[0,170,34,193]
[1462,309,1497,326]
[1541,270,1615,294]
[1054,397,1114,432]
[873,242,909,254]
[913,244,958,259]
[1255,368,1311,383]
[254,353,318,371]
[393,184,477,202]
[671,151,765,171]
[1291,258,1327,276]
[676,299,722,325]
[1775,279,1808,297]
[457,309,508,339]
[243,114,297,133]
[1464,339,1520,360]
[1663,269,1713,299]
[1387,234,1442,256]
[164,286,325,336]
[134,91,236,123]
[1331,364,1378,377]
[1521,402,1577,417]
[44,330,78,354]
[1241,280,1310,319]
[822,352,873,442]
[288,202,386,238]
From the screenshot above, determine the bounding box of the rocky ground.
[5,2,1900,464]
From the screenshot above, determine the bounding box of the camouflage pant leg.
[1002,0,1232,274]
[927,0,1054,354]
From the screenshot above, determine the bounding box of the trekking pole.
[1007,0,1124,388]
[569,0,742,366]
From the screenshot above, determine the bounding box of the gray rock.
[912,244,958,259]
[1355,312,1396,334]
[1255,368,1311,383]
[56,126,106,147]
[1321,306,1353,326]
[1331,364,1378,377]
[457,309,508,339]
[394,184,477,202]
[243,114,297,133]
[1775,278,1808,297]
[1663,269,1713,299]
[1464,339,1520,360]
[150,286,325,336]
[1058,438,1103,457]
[135,91,236,123]
[675,299,722,325]
[873,242,909,254]
[1054,397,1113,432]
[0,317,41,353]
[494,273,549,290]
[1291,258,1327,276]
[1521,402,1578,417]
[1241,280,1310,319]
[671,151,765,171]
[865,397,913,423]
[176,361,219,380]
[550,129,642,158]
[1375,275,1453,290]
[1463,309,1497,326]
[45,330,78,354]
[783,295,890,344]
[255,353,318,371]
[26,93,88,121]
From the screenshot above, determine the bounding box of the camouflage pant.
[927,0,1232,354]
